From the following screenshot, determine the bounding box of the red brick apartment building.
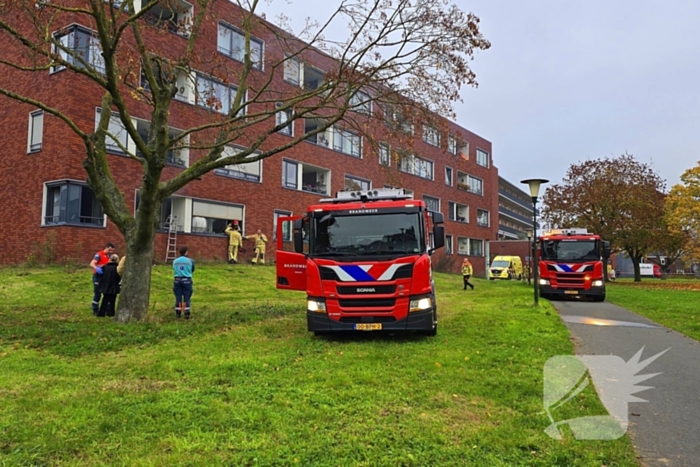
[0,2,498,275]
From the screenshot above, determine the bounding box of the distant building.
[498,176,533,240]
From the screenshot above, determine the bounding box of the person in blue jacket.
[173,246,195,319]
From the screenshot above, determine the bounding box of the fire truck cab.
[276,189,445,336]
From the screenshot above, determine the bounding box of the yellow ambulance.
[489,255,524,280]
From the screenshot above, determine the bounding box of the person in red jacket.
[89,242,115,315]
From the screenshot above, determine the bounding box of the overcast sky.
[259,0,700,191]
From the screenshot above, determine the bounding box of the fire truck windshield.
[541,240,600,261]
[311,212,424,258]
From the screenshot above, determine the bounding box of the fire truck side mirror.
[602,241,611,259]
[431,212,444,224]
[431,225,445,252]
[293,218,304,254]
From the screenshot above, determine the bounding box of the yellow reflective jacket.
[225,226,243,246]
[461,263,473,275]
[246,233,268,249]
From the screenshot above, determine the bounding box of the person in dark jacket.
[98,254,121,317]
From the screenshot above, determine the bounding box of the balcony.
[499,206,532,225]
[499,189,533,211]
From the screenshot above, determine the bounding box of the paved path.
[550,299,700,467]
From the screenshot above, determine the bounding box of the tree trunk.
[631,255,643,282]
[115,228,156,322]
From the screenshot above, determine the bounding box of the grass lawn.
[0,264,639,466]
[607,279,700,341]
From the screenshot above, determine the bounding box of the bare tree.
[0,0,490,321]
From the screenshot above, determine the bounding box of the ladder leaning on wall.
[164,215,178,263]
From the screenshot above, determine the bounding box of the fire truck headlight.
[409,296,433,312]
[539,279,550,286]
[307,299,326,313]
[592,280,604,287]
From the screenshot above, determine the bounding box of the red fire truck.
[276,189,445,336]
[537,228,611,302]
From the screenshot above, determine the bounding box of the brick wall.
[0,2,498,277]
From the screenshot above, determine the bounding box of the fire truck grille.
[555,273,586,285]
[337,285,396,295]
[338,298,397,308]
[339,316,397,323]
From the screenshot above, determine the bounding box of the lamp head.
[520,178,549,200]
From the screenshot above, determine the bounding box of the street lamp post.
[521,178,549,305]
[525,228,533,285]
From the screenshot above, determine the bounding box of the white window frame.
[477,209,490,227]
[276,104,293,136]
[217,22,264,70]
[195,73,243,115]
[191,198,245,235]
[457,237,469,255]
[344,175,371,191]
[215,145,262,183]
[445,234,453,255]
[333,128,362,158]
[444,166,453,186]
[447,135,457,155]
[469,238,484,257]
[399,154,434,180]
[51,25,105,74]
[379,143,390,167]
[422,195,440,213]
[95,107,131,155]
[469,175,483,196]
[28,110,44,153]
[422,125,440,147]
[476,148,490,168]
[283,56,303,86]
[350,89,372,115]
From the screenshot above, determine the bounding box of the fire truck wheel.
[591,295,606,303]
[314,331,329,337]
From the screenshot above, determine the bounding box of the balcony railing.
[457,182,482,195]
[499,189,533,211]
[499,206,532,225]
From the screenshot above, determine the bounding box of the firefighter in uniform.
[225,222,243,264]
[246,229,268,264]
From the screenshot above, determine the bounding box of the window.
[379,143,390,167]
[195,74,241,115]
[477,149,489,168]
[422,125,440,147]
[95,108,130,154]
[192,200,243,235]
[274,210,292,242]
[344,175,370,191]
[468,176,483,195]
[458,237,469,255]
[447,136,457,155]
[448,201,469,223]
[283,160,298,189]
[52,25,105,74]
[350,90,371,115]
[217,23,263,69]
[477,209,489,227]
[283,159,329,195]
[215,145,262,182]
[399,154,433,180]
[384,105,414,134]
[132,118,189,167]
[276,104,293,136]
[284,57,302,86]
[445,235,453,255]
[445,166,453,186]
[142,0,193,36]
[44,181,104,227]
[469,238,484,256]
[333,128,361,158]
[423,195,440,212]
[28,110,44,153]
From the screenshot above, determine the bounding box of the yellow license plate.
[564,290,579,295]
[355,323,382,331]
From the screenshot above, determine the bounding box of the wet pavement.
[550,299,700,467]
